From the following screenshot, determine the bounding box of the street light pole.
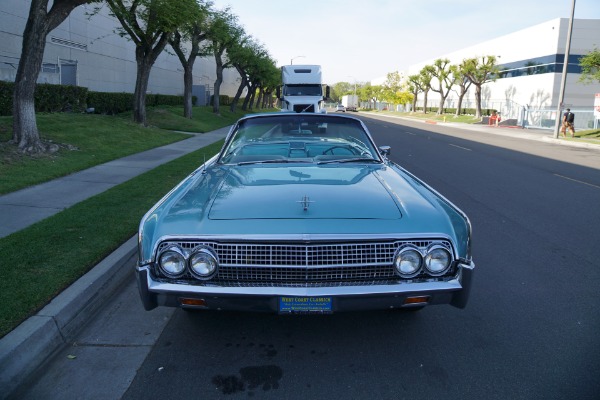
[554,0,576,138]
[290,55,305,65]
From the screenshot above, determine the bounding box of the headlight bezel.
[394,243,455,278]
[157,246,187,278]
[424,245,452,276]
[188,246,219,280]
[394,246,424,278]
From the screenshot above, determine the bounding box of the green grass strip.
[0,140,224,338]
[0,106,252,194]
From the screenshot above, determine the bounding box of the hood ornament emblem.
[297,196,314,211]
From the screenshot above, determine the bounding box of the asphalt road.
[15,115,600,400]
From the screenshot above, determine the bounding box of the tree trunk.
[212,50,224,114]
[437,96,446,115]
[230,65,247,113]
[183,63,194,118]
[132,33,169,125]
[256,89,263,110]
[411,92,418,113]
[13,1,52,153]
[241,83,252,110]
[423,91,429,113]
[133,58,152,125]
[474,84,482,119]
[455,92,465,117]
[263,91,272,108]
[248,84,257,110]
[170,31,201,119]
[13,0,93,153]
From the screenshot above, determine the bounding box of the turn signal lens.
[403,296,430,305]
[180,298,207,307]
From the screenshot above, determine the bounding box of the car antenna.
[202,154,207,174]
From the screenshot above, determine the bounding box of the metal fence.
[411,97,599,130]
[521,109,598,130]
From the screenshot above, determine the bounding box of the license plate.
[279,296,332,314]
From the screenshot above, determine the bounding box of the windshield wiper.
[317,157,380,165]
[235,159,311,166]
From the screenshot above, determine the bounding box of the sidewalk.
[0,126,230,398]
[363,111,600,150]
[0,127,230,239]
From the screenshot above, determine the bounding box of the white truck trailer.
[341,94,359,112]
[277,65,329,113]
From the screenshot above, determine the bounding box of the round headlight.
[158,247,186,277]
[424,247,452,275]
[189,247,218,280]
[394,247,423,277]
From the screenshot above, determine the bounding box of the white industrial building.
[403,18,600,130]
[0,2,241,105]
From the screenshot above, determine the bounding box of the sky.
[210,0,600,85]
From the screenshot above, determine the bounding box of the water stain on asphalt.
[212,365,283,395]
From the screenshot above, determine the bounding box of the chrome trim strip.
[138,266,464,297]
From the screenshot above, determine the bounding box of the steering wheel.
[322,146,354,155]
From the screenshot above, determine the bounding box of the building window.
[42,63,59,73]
[495,54,583,79]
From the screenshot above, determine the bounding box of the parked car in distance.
[335,104,346,112]
[136,113,475,314]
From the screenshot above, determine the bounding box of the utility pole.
[554,0,576,138]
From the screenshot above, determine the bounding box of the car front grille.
[155,240,454,286]
[293,104,315,112]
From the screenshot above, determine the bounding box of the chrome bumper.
[136,260,474,312]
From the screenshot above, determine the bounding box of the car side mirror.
[276,87,282,100]
[379,146,391,157]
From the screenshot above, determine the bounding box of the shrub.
[86,91,133,115]
[0,81,13,115]
[0,81,88,115]
[210,94,231,106]
[0,81,192,116]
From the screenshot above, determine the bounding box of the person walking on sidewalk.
[560,108,575,138]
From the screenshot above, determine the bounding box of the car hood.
[208,165,401,220]
[139,163,460,258]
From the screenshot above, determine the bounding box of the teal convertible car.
[136,113,474,313]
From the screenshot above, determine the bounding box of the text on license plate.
[279,296,332,313]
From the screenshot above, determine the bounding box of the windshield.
[283,84,323,96]
[219,114,381,165]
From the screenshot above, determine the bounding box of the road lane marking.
[449,144,472,151]
[405,131,416,135]
[554,174,600,189]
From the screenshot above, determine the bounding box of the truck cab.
[277,65,329,113]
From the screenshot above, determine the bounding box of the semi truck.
[277,65,329,113]
[341,94,359,112]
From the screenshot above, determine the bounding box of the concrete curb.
[0,235,137,399]
[541,135,600,149]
